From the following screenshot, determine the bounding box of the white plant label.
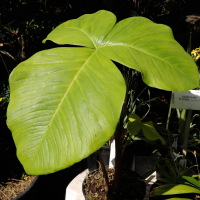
[180,159,187,168]
[172,134,178,149]
[109,140,115,169]
[171,90,200,110]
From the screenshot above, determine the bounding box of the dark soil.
[83,168,146,200]
[0,175,36,200]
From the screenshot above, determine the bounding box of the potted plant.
[6,10,199,199]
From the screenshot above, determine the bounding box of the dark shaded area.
[16,162,87,200]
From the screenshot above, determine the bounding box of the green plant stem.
[114,121,123,190]
[98,150,109,193]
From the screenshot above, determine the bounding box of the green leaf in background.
[127,114,142,136]
[142,121,166,145]
[182,176,200,189]
[153,184,200,195]
[7,10,199,175]
[158,177,171,184]
[165,198,193,200]
[157,163,173,183]
[165,159,177,178]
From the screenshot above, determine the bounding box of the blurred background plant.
[135,105,200,199]
[150,175,200,199]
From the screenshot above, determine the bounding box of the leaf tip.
[42,39,47,44]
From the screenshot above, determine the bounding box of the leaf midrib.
[98,44,187,76]
[31,50,96,162]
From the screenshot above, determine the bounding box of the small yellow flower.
[197,53,200,60]
[191,47,200,61]
[191,49,197,56]
[0,98,2,102]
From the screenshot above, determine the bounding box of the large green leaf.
[98,18,199,92]
[44,11,198,92]
[42,11,116,48]
[7,48,125,174]
[7,10,199,175]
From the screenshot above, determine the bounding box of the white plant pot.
[65,169,89,200]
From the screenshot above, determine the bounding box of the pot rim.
[13,175,39,200]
